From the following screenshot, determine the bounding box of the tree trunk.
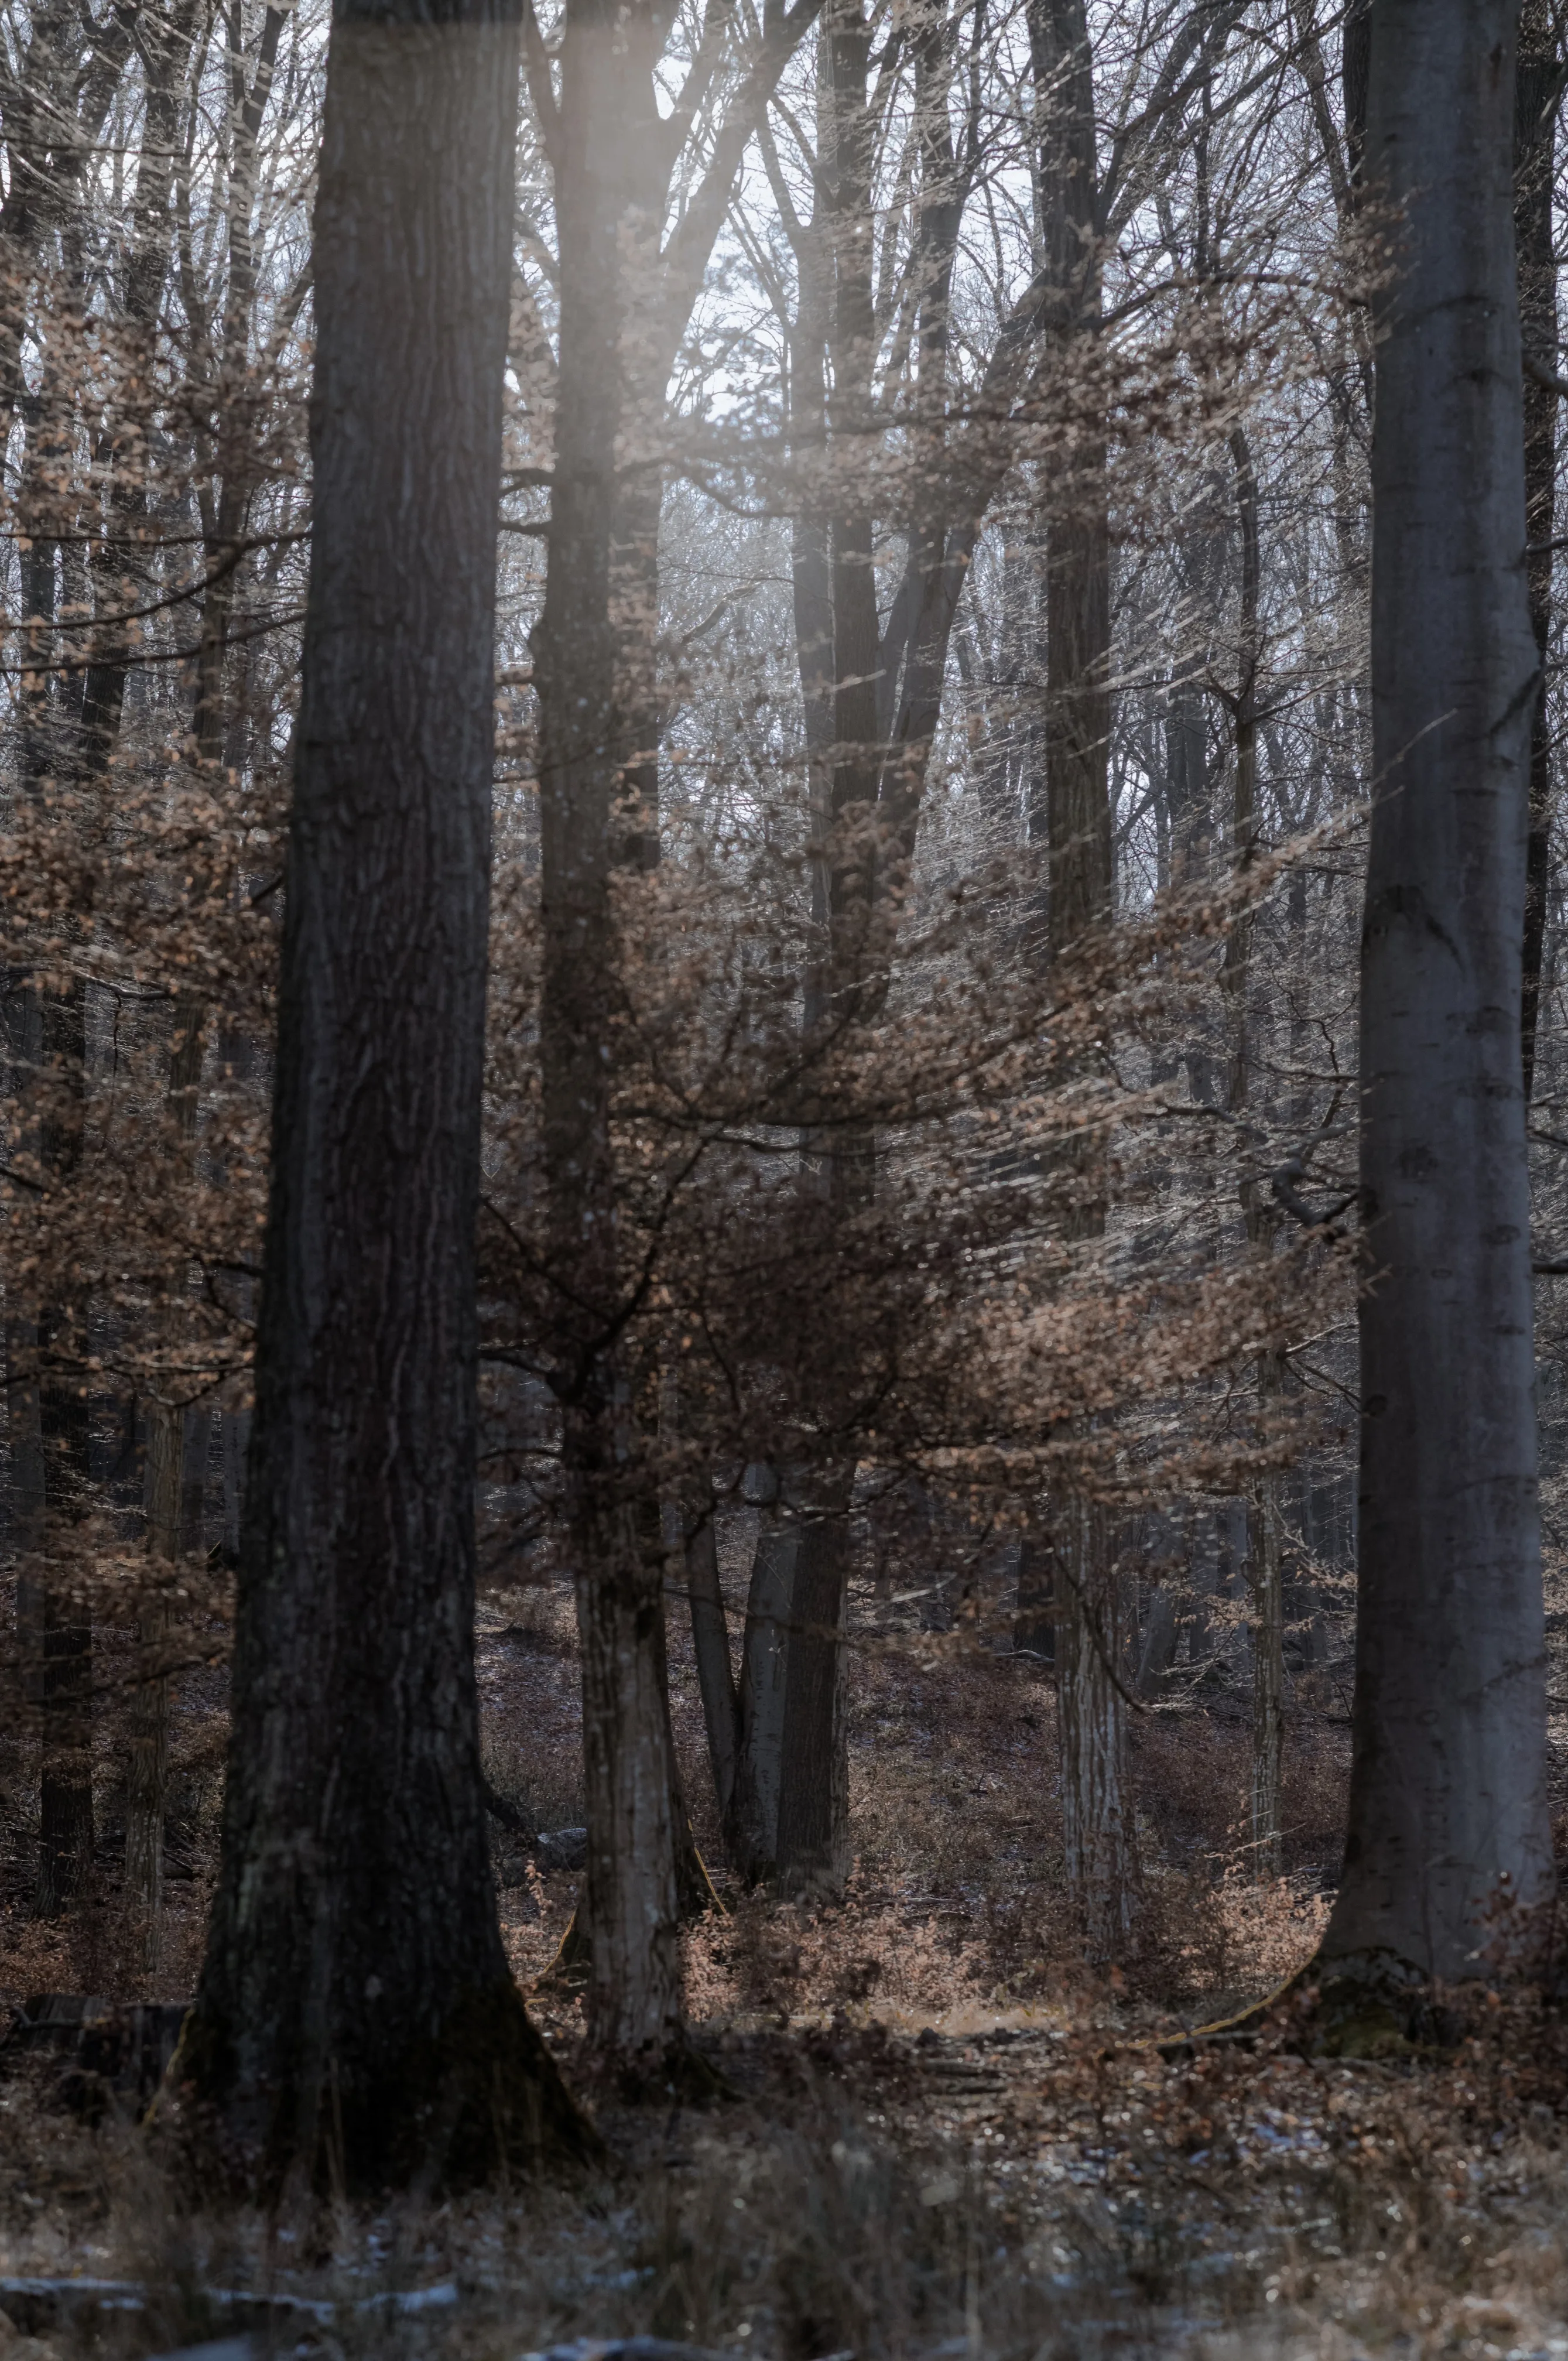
[9,388,95,1919]
[775,1486,851,1897]
[1515,1,1557,1104]
[178,0,585,2188]
[1054,1501,1136,1958]
[1321,0,1554,1984]
[1248,1356,1285,1884]
[1136,1581,1177,1696]
[533,0,687,2071]
[700,1466,850,1892]
[732,1473,802,1882]
[1218,419,1285,1887]
[683,1510,739,1835]
[127,1413,176,1969]
[126,992,208,1976]
[1031,0,1134,1951]
[35,972,94,1918]
[1014,1532,1056,1661]
[749,0,880,1905]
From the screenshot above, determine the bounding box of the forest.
[2,0,1567,2353]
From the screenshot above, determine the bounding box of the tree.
[175,0,587,2185]
[1320,0,1555,1990]
[1031,0,1134,1958]
[1515,0,1561,1105]
[528,0,826,2062]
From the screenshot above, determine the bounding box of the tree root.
[1155,1950,1479,2064]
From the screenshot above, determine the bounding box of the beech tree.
[1320,0,1555,1990]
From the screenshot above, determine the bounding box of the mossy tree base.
[1156,1951,1485,2063]
[1300,1950,1473,2058]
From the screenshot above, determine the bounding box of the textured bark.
[1053,1501,1136,1958]
[1322,0,1554,1980]
[180,0,584,2188]
[572,1465,682,2053]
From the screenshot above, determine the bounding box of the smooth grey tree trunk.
[179,0,585,2188]
[684,1470,795,1886]
[736,1493,798,1873]
[1515,0,1558,1103]
[1322,0,1554,1983]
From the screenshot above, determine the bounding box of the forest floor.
[4,1541,1568,2361]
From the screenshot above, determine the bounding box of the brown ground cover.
[2,1558,1568,2360]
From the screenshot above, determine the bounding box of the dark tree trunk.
[684,1511,740,1835]
[1032,0,1134,1956]
[11,391,95,1918]
[1014,1534,1056,1661]
[1322,0,1555,1983]
[533,0,688,2069]
[127,994,208,1974]
[35,974,94,1919]
[1515,1,1558,1104]
[775,1492,851,1896]
[1218,422,1285,1886]
[1341,0,1370,187]
[179,0,586,2188]
[730,1472,805,1884]
[1247,1354,1285,1883]
[758,0,882,1904]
